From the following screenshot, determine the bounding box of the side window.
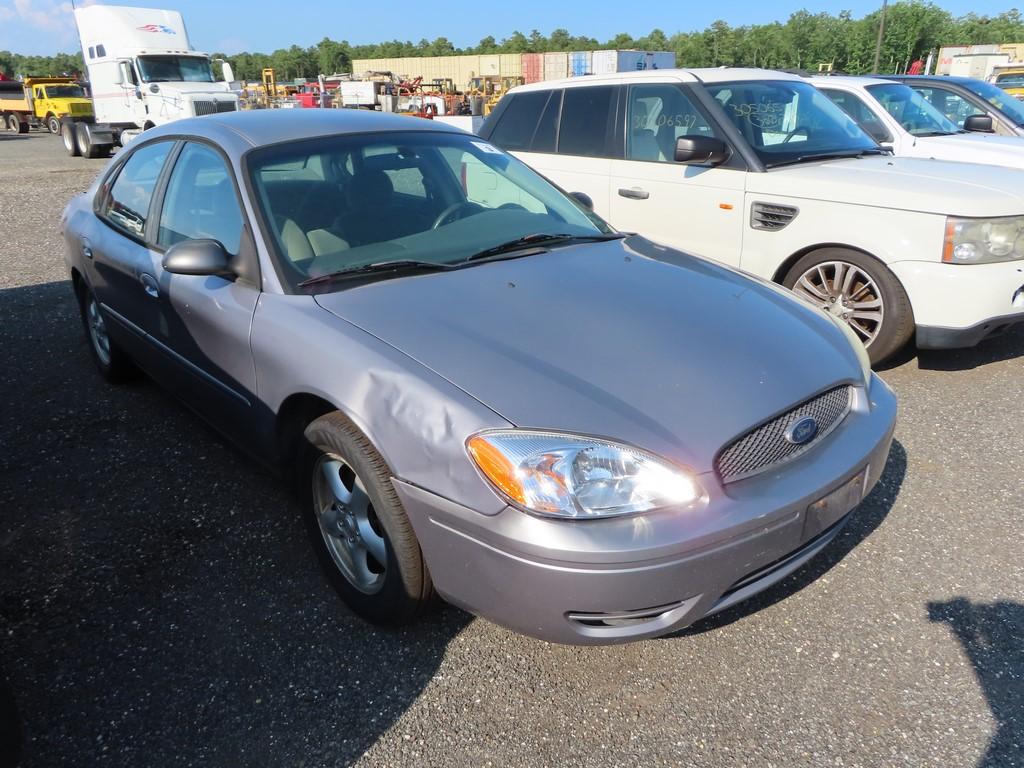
[558,86,615,157]
[913,87,976,128]
[532,90,561,153]
[821,89,891,143]
[626,84,716,163]
[158,143,244,254]
[489,91,549,151]
[96,44,106,58]
[100,141,173,239]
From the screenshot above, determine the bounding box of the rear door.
[609,82,745,265]
[150,140,261,439]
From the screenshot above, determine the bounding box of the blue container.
[570,51,593,77]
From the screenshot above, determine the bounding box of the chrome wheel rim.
[86,297,112,366]
[312,454,387,594]
[792,261,884,347]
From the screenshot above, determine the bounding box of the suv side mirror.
[569,191,594,210]
[675,136,729,166]
[163,239,233,276]
[963,114,994,133]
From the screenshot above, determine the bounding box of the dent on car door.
[609,82,744,264]
[150,141,261,437]
[89,140,175,370]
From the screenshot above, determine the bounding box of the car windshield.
[137,55,215,83]
[960,78,1024,126]
[44,85,85,98]
[865,83,959,136]
[704,80,879,167]
[247,130,611,292]
[995,73,1024,88]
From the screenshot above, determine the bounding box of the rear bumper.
[396,377,897,645]
[890,259,1024,348]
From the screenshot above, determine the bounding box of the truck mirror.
[113,67,124,85]
[222,62,235,83]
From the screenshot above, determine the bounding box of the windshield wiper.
[464,232,624,263]
[297,259,452,288]
[766,148,888,168]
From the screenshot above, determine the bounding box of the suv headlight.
[944,215,1024,264]
[467,430,703,519]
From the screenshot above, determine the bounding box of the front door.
[609,82,745,265]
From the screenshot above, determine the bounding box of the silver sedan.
[61,110,896,644]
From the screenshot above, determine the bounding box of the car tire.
[61,120,81,156]
[75,123,108,159]
[77,283,135,382]
[47,115,61,134]
[301,412,434,625]
[7,114,24,133]
[783,248,914,366]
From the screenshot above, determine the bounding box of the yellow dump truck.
[0,77,94,134]
[992,66,1024,101]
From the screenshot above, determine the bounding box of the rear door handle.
[140,273,159,298]
[618,187,650,200]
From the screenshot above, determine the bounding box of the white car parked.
[814,75,1024,169]
[478,68,1024,364]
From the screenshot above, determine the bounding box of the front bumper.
[889,259,1024,349]
[396,377,898,645]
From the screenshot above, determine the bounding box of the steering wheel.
[782,126,811,143]
[432,201,484,229]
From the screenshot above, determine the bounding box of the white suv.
[815,75,1024,168]
[478,68,1024,364]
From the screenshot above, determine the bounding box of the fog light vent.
[566,600,686,628]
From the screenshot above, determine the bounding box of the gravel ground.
[1,130,1022,768]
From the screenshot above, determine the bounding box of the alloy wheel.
[86,296,112,366]
[791,260,884,347]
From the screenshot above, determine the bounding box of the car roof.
[511,67,802,93]
[811,75,892,88]
[140,108,464,153]
[885,75,978,85]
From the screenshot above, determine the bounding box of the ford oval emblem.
[785,416,819,445]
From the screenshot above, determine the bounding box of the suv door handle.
[140,273,159,298]
[618,187,650,200]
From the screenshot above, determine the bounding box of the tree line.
[3,2,1024,82]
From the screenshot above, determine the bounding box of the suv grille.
[715,386,853,483]
[751,202,799,231]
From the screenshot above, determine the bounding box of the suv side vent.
[751,202,799,231]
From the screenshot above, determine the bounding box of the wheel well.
[143,121,155,130]
[275,393,338,469]
[70,268,86,302]
[770,243,880,284]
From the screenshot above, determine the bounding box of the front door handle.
[82,246,93,259]
[140,273,159,298]
[618,187,650,200]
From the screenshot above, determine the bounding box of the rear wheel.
[783,247,914,365]
[61,120,80,156]
[76,283,135,382]
[75,123,109,159]
[7,114,24,133]
[301,412,434,625]
[47,115,61,134]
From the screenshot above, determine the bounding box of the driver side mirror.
[163,239,234,276]
[963,114,994,133]
[569,191,594,210]
[675,136,729,167]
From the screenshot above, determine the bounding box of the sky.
[0,0,1018,56]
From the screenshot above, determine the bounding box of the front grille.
[216,100,237,113]
[751,201,799,231]
[192,100,216,116]
[69,103,91,114]
[715,385,852,483]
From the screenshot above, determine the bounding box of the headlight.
[828,312,872,383]
[943,215,1024,264]
[467,430,703,519]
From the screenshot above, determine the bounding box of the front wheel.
[783,248,914,365]
[47,115,61,134]
[301,412,434,625]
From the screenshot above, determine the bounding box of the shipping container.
[543,52,569,81]
[998,42,1024,63]
[499,53,523,78]
[522,53,543,83]
[592,50,676,75]
[351,54,484,86]
[949,52,1011,79]
[479,54,501,77]
[569,51,592,77]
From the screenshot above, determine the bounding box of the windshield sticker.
[471,141,504,155]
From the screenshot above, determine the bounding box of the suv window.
[820,89,893,142]
[626,84,717,162]
[911,86,978,128]
[532,90,561,153]
[490,91,550,151]
[158,142,244,254]
[100,141,173,239]
[558,86,615,157]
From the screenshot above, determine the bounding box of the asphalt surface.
[1,129,1022,768]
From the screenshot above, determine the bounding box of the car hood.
[914,132,1024,169]
[313,238,863,473]
[750,155,1024,217]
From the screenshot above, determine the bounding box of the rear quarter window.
[489,91,550,151]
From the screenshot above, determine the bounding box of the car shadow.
[928,598,1024,768]
[915,326,1024,372]
[669,438,907,637]
[0,280,470,767]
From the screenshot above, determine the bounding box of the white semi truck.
[66,4,239,158]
